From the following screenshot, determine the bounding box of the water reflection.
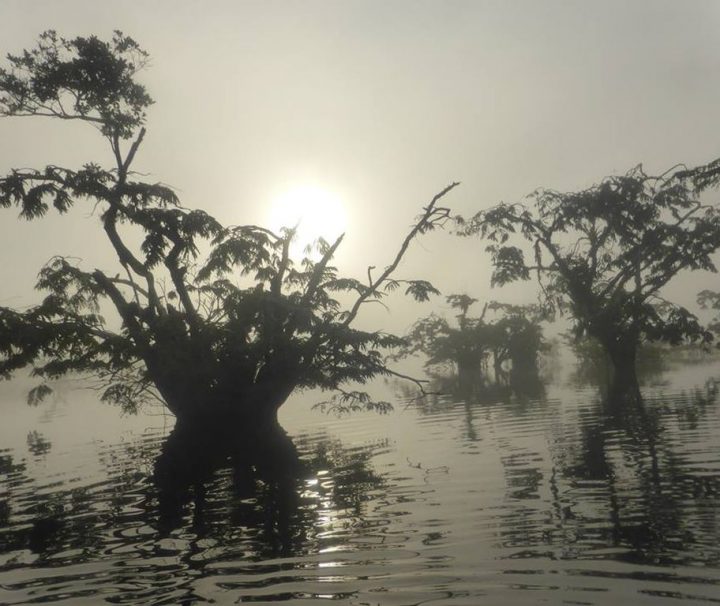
[0,425,389,604]
[555,382,720,567]
[153,421,387,559]
[1,363,720,604]
[402,361,720,596]
[398,367,547,413]
[487,376,720,569]
[25,431,51,458]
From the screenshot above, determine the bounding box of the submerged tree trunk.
[143,337,304,432]
[457,350,486,394]
[602,336,641,401]
[172,386,292,435]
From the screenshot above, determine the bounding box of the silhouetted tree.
[487,302,547,382]
[460,164,720,393]
[689,157,720,344]
[567,336,667,391]
[446,293,478,330]
[0,32,458,428]
[398,295,546,392]
[698,289,720,337]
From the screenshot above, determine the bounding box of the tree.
[688,157,720,344]
[0,31,458,428]
[486,302,547,381]
[398,295,546,390]
[459,164,720,390]
[698,290,720,336]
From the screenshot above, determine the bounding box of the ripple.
[2,368,720,604]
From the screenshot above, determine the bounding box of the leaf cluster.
[459,165,720,346]
[0,30,151,138]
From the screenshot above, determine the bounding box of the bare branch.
[343,182,459,327]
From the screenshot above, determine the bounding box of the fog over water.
[2,2,720,604]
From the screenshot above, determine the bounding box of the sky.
[1,0,720,333]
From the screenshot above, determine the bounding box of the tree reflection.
[152,420,387,559]
[26,430,51,458]
[0,423,386,573]
[548,380,720,565]
[154,426,384,557]
[0,453,28,555]
[479,367,720,566]
[396,366,547,415]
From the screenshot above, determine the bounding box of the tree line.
[1,31,720,428]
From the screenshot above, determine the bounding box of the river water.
[1,356,720,605]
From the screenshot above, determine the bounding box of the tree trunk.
[602,336,641,400]
[457,351,485,394]
[169,387,290,437]
[146,353,300,433]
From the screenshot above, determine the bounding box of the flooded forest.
[3,14,720,606]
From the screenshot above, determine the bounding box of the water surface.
[1,359,720,605]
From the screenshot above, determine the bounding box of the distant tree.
[459,164,720,391]
[698,290,720,336]
[486,302,547,381]
[0,31,458,428]
[402,312,487,382]
[446,293,478,330]
[398,295,546,389]
[688,157,720,344]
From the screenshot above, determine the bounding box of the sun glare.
[266,186,348,256]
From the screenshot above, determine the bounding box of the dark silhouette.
[0,428,386,579]
[153,416,303,536]
[551,383,720,566]
[459,164,720,395]
[0,32,458,430]
[397,295,547,397]
[698,288,720,338]
[568,337,717,405]
[152,425,387,555]
[567,337,666,393]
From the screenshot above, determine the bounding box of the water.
[1,358,720,605]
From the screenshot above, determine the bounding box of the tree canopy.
[459,164,720,387]
[397,295,546,389]
[0,31,458,423]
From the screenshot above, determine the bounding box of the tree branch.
[122,127,146,174]
[342,182,459,327]
[92,269,150,353]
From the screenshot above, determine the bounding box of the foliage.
[687,157,720,346]
[397,295,546,382]
[0,30,151,138]
[698,289,720,337]
[486,302,548,375]
[0,32,457,418]
[459,164,720,380]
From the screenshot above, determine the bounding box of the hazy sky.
[1,0,720,330]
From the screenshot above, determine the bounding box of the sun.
[266,185,348,256]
